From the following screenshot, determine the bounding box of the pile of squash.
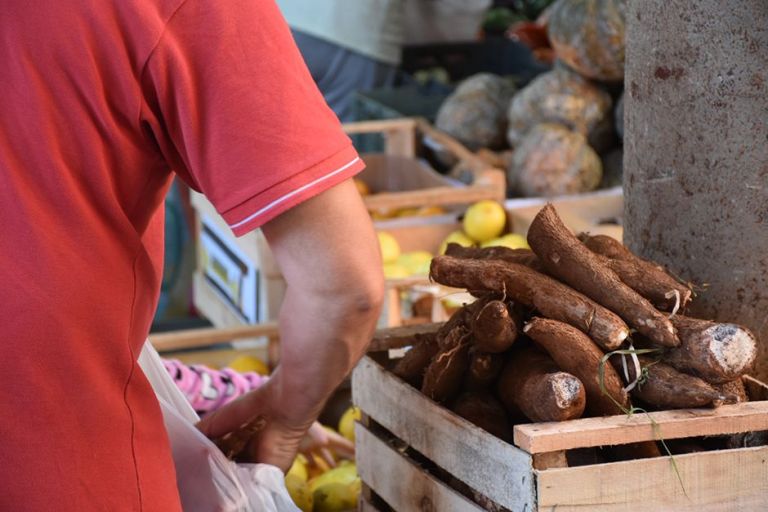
[436,0,627,199]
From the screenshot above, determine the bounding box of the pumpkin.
[436,73,516,151]
[506,67,613,152]
[548,0,626,82]
[508,123,602,197]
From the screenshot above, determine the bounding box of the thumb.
[196,384,271,439]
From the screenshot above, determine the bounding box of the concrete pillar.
[624,1,768,393]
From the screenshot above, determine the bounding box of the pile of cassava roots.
[393,204,758,445]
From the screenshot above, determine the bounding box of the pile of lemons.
[377,200,530,280]
[285,407,362,512]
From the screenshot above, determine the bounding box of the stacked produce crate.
[353,203,768,511]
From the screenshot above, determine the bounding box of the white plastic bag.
[138,342,300,512]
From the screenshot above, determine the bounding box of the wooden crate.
[192,118,505,330]
[352,327,768,511]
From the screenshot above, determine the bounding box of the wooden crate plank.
[355,425,484,512]
[514,401,768,454]
[537,445,768,511]
[353,357,535,511]
[368,323,442,352]
[150,322,279,352]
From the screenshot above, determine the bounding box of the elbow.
[348,268,385,324]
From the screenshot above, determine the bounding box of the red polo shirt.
[0,1,362,510]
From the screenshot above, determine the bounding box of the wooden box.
[353,327,768,512]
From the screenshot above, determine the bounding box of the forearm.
[271,266,381,424]
[261,178,384,425]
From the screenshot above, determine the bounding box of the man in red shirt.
[0,1,384,510]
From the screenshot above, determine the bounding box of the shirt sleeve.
[140,0,364,236]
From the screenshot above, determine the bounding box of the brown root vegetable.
[578,233,693,311]
[628,357,731,409]
[607,441,662,462]
[430,255,629,350]
[445,243,543,271]
[523,317,629,416]
[471,300,518,353]
[664,316,757,384]
[421,326,472,403]
[463,349,505,392]
[528,204,679,348]
[392,334,440,388]
[451,392,512,442]
[713,378,748,404]
[496,347,586,422]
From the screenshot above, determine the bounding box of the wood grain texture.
[355,425,484,512]
[536,445,768,511]
[514,401,768,454]
[353,356,536,511]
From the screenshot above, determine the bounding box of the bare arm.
[198,178,384,470]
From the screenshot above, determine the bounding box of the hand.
[196,375,314,472]
[299,422,355,469]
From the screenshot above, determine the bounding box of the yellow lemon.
[396,251,433,276]
[415,205,446,217]
[383,263,410,279]
[226,355,269,375]
[395,207,421,217]
[338,406,361,442]
[438,230,475,255]
[462,200,507,243]
[480,233,530,250]
[285,474,313,512]
[287,457,309,483]
[309,464,359,494]
[377,231,401,264]
[312,482,357,512]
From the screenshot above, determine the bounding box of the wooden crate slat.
[368,323,442,352]
[536,445,768,511]
[362,185,503,211]
[355,425,485,512]
[352,357,536,511]
[514,401,768,454]
[150,321,279,352]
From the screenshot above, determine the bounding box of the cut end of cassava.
[551,372,584,409]
[706,324,757,376]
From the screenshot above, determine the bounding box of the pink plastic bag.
[138,342,299,512]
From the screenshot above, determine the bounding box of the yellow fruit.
[287,457,309,483]
[338,406,361,442]
[308,464,359,494]
[396,207,421,217]
[463,200,507,243]
[285,474,313,512]
[305,456,332,481]
[480,233,530,250]
[415,205,446,217]
[312,482,357,512]
[377,232,401,264]
[226,355,269,375]
[396,251,433,276]
[369,208,397,220]
[383,263,410,279]
[438,230,475,255]
[353,179,371,196]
